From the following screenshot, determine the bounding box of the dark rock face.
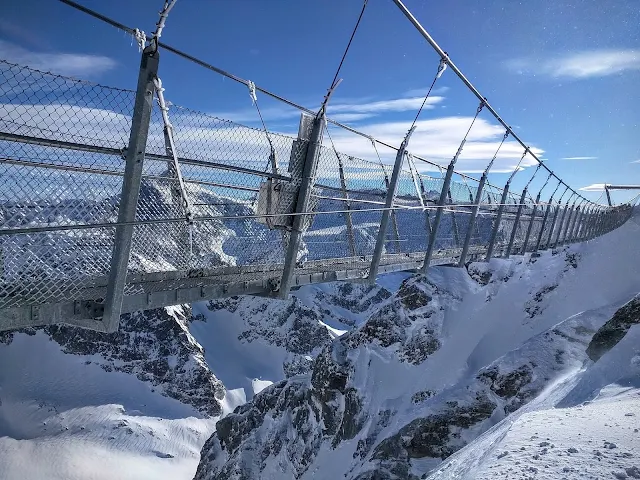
[195,341,365,480]
[207,295,334,378]
[524,284,558,318]
[1,306,224,417]
[587,296,640,362]
[312,283,392,326]
[373,392,497,462]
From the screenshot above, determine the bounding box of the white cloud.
[329,96,443,114]
[579,184,606,192]
[330,113,376,122]
[0,40,116,77]
[326,116,543,173]
[631,159,640,164]
[561,156,597,160]
[505,49,640,79]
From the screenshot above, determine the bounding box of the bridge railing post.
[576,205,590,241]
[102,47,159,332]
[279,112,325,298]
[458,173,487,266]
[559,199,578,246]
[552,195,573,249]
[421,160,455,273]
[566,200,583,244]
[521,191,541,254]
[368,127,415,282]
[545,187,568,248]
[505,187,528,258]
[485,184,510,261]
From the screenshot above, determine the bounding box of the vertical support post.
[421,160,455,272]
[448,189,461,248]
[559,200,577,245]
[545,187,568,248]
[485,184,510,261]
[552,196,573,249]
[279,113,326,298]
[381,166,402,253]
[521,191,541,254]
[505,187,528,258]
[534,203,551,252]
[338,155,357,257]
[459,172,487,266]
[605,186,612,206]
[565,201,582,244]
[102,48,159,332]
[576,205,589,240]
[368,127,415,282]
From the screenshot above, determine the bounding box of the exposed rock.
[587,296,640,362]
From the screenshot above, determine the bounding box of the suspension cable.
[247,80,278,175]
[409,56,448,133]
[329,0,369,91]
[485,129,510,174]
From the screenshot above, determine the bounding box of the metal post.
[559,199,578,245]
[576,205,590,240]
[339,155,357,257]
[421,160,455,272]
[485,184,510,261]
[521,191,541,254]
[379,163,402,253]
[505,187,528,258]
[605,186,612,206]
[102,47,159,332]
[566,201,583,244]
[448,189,461,248]
[459,172,487,266]
[368,127,415,282]
[552,195,574,249]
[545,187,568,248]
[534,203,551,252]
[279,113,326,298]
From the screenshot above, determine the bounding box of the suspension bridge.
[0,0,636,333]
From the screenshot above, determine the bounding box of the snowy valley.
[0,210,639,480]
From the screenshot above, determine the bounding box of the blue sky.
[1,0,639,203]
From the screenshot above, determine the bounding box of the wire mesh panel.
[0,59,632,326]
[0,60,134,308]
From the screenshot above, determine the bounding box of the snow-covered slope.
[195,208,640,480]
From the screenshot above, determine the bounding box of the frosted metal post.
[552,195,574,249]
[485,185,510,261]
[566,201,583,244]
[421,161,455,273]
[545,187,568,248]
[459,172,488,266]
[279,113,326,298]
[521,191,541,254]
[368,127,415,282]
[102,48,159,332]
[448,189,461,248]
[559,199,578,245]
[505,187,528,257]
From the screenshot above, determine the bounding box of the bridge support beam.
[368,127,415,282]
[102,48,159,332]
[458,172,487,266]
[279,113,325,299]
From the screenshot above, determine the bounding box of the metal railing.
[0,58,633,333]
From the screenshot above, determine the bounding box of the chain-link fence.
[0,59,634,330]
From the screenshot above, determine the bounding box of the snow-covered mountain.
[194,208,640,480]
[1,182,638,480]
